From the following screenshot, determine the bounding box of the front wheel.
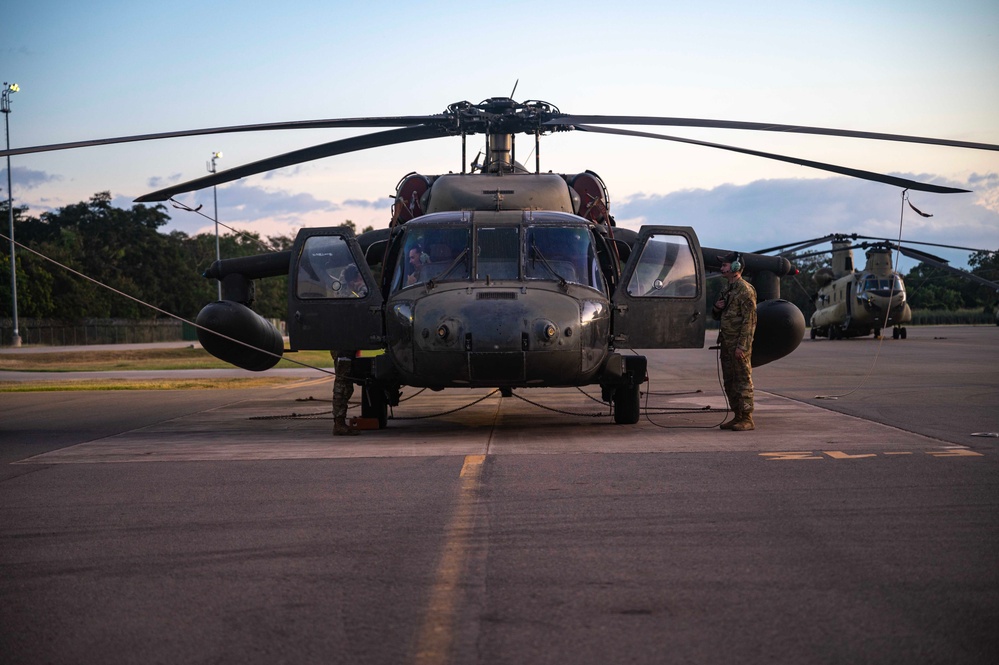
[613,384,641,424]
[361,385,388,429]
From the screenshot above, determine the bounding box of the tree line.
[1,192,303,322]
[2,193,996,325]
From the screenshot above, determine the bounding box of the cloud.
[156,181,337,223]
[0,166,60,191]
[342,197,385,208]
[615,174,999,262]
[262,165,303,180]
[146,173,184,188]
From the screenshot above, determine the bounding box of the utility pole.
[208,151,222,300]
[3,82,20,347]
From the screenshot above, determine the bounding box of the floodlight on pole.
[208,151,222,300]
[3,81,21,347]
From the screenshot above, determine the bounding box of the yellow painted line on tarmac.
[927,448,984,457]
[414,454,486,665]
[760,452,823,461]
[824,451,877,459]
[460,454,486,477]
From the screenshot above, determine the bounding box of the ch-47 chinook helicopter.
[5,97,999,427]
[759,233,999,340]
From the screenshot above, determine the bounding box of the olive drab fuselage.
[286,206,709,390]
[196,168,803,427]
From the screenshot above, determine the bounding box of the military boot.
[731,413,755,431]
[333,417,359,436]
[720,411,740,430]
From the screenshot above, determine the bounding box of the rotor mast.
[455,97,557,175]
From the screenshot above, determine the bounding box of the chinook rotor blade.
[572,125,970,194]
[890,244,950,264]
[848,235,988,253]
[754,234,857,255]
[547,115,999,152]
[135,125,450,202]
[895,247,999,289]
[0,115,445,159]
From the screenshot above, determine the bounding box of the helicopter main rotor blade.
[549,115,999,153]
[891,244,950,264]
[572,124,970,194]
[754,234,851,255]
[898,249,999,289]
[0,115,445,159]
[135,125,449,202]
[848,235,988,253]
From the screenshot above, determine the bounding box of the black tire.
[810,327,816,340]
[613,384,641,424]
[900,327,907,340]
[361,385,388,429]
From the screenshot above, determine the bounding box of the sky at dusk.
[3,0,998,272]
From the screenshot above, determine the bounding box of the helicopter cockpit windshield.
[860,275,904,297]
[390,213,607,293]
[391,224,472,291]
[525,225,605,291]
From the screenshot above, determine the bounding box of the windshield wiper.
[427,248,469,289]
[530,241,568,290]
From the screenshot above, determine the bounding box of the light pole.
[2,82,20,347]
[207,151,222,300]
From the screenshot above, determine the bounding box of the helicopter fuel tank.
[195,300,284,371]
[752,299,805,366]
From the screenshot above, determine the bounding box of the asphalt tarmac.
[1,325,997,664]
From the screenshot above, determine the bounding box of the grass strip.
[0,347,335,372]
[0,376,309,392]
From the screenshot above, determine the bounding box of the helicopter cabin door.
[611,226,706,349]
[287,227,384,351]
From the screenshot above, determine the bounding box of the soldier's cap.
[717,251,741,264]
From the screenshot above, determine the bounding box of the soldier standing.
[712,252,757,431]
[332,351,359,436]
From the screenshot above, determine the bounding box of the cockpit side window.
[625,234,698,298]
[297,236,368,299]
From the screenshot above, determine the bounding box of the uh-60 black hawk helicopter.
[6,97,998,427]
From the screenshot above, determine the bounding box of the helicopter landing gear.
[810,327,816,340]
[361,384,389,429]
[873,327,882,339]
[613,383,641,425]
[892,326,907,340]
[606,355,646,424]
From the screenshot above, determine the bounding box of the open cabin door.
[287,227,384,351]
[611,226,706,349]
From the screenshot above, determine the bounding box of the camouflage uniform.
[333,352,358,435]
[712,277,757,428]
